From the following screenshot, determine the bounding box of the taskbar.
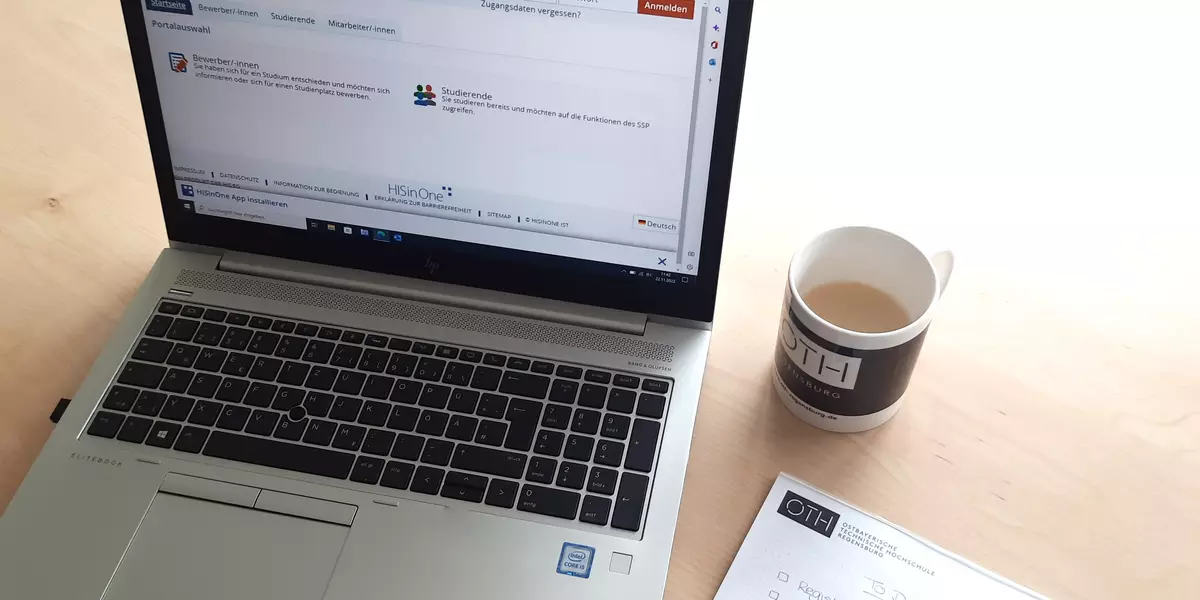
[303,218,696,287]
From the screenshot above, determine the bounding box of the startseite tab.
[146,0,193,16]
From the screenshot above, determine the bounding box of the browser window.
[142,0,727,277]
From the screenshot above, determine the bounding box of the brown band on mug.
[776,308,928,417]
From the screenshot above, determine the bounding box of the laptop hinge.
[216,251,648,336]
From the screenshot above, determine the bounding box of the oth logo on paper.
[779,320,861,389]
[777,491,840,538]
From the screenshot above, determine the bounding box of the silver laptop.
[0,0,752,598]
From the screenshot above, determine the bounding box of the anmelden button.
[637,0,694,19]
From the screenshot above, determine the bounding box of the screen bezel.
[119,0,754,323]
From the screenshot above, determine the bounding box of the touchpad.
[105,493,347,600]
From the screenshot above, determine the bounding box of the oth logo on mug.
[778,318,863,390]
[772,227,953,433]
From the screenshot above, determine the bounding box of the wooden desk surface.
[2,2,1198,599]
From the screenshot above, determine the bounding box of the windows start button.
[637,0,694,19]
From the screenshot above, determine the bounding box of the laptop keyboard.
[86,300,671,534]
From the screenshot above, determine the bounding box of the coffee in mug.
[801,281,911,334]
[773,227,953,433]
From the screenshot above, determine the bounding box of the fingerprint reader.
[609,552,633,575]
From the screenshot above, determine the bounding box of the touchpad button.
[105,493,347,600]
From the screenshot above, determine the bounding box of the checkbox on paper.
[778,571,789,582]
[768,591,780,600]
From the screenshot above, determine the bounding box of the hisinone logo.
[386,183,448,202]
[146,0,193,15]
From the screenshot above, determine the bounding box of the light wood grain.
[2,2,1198,599]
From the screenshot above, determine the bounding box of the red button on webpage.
[638,0,694,19]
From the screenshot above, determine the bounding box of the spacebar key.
[203,431,355,480]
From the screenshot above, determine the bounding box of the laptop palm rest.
[103,492,347,600]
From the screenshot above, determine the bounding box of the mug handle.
[930,251,954,297]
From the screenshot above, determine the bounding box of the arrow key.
[485,478,519,509]
[441,471,488,503]
[410,466,445,496]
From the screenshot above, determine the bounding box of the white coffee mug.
[773,227,954,433]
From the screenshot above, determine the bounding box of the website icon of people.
[413,84,436,107]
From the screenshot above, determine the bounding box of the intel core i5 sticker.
[557,543,595,579]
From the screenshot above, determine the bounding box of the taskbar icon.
[307,219,405,244]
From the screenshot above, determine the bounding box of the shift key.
[503,398,542,452]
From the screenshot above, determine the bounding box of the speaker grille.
[174,270,674,362]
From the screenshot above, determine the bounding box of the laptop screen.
[137,0,738,309]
